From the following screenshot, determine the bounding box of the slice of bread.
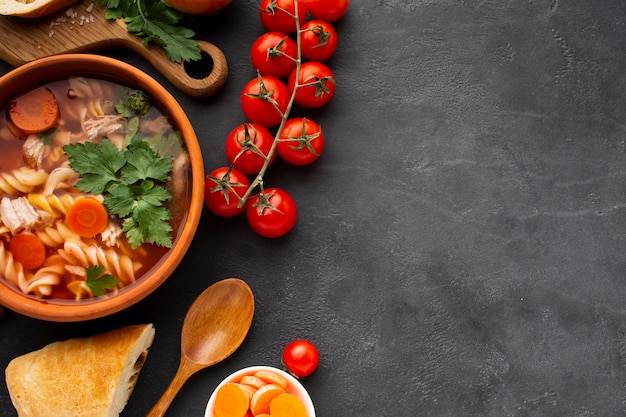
[0,0,78,18]
[5,323,155,417]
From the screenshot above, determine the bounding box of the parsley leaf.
[63,140,126,194]
[95,0,202,63]
[85,265,120,297]
[63,137,174,249]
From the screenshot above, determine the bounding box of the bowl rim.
[204,365,316,417]
[0,54,205,321]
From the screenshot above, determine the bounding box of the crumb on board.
[47,3,95,38]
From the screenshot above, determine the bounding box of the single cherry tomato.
[304,0,349,21]
[282,339,320,378]
[300,20,338,62]
[277,118,324,165]
[246,188,297,238]
[225,123,276,174]
[241,74,291,127]
[204,167,250,217]
[288,61,336,108]
[260,0,306,34]
[251,32,298,78]
[165,0,231,15]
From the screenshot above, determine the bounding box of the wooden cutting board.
[0,0,228,97]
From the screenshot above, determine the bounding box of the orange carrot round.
[240,375,267,390]
[65,197,109,238]
[214,383,250,417]
[250,384,285,416]
[269,393,308,417]
[254,369,288,390]
[9,232,46,270]
[9,87,60,134]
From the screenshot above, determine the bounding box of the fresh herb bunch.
[95,0,202,63]
[63,137,174,249]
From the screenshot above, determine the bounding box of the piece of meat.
[22,136,47,169]
[0,197,54,235]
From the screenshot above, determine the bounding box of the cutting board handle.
[133,39,228,98]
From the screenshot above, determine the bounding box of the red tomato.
[225,123,276,174]
[260,0,307,34]
[251,32,298,78]
[282,339,320,378]
[241,74,291,127]
[246,188,297,238]
[277,118,324,165]
[288,62,336,108]
[304,0,349,21]
[300,20,338,62]
[204,167,250,217]
[166,0,231,15]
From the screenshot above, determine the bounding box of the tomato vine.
[205,0,347,237]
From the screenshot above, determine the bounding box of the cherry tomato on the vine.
[204,167,250,217]
[282,339,320,378]
[300,20,338,62]
[246,188,297,238]
[260,0,306,34]
[241,74,291,127]
[277,117,325,165]
[225,123,276,174]
[251,32,298,78]
[288,61,336,108]
[304,0,349,21]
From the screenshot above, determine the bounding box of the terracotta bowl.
[0,54,204,321]
[205,366,316,417]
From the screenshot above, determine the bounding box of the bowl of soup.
[0,54,205,321]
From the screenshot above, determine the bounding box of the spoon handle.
[146,357,199,417]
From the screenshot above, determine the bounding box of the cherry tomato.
[166,0,230,15]
[277,118,324,165]
[251,32,298,78]
[204,167,250,217]
[260,0,306,34]
[304,0,349,21]
[246,188,297,238]
[241,74,291,127]
[300,20,338,62]
[282,339,320,378]
[288,61,336,108]
[225,123,276,174]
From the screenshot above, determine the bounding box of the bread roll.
[5,323,155,417]
[0,0,78,18]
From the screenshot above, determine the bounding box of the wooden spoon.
[146,278,255,417]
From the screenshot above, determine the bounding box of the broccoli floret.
[126,90,151,115]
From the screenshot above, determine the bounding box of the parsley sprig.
[63,137,174,249]
[85,265,120,296]
[95,0,202,63]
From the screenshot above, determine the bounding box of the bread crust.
[0,0,78,18]
[5,323,155,417]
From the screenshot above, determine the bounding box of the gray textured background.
[2,0,626,416]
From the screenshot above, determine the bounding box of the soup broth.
[0,76,191,300]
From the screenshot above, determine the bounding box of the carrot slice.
[250,384,285,416]
[240,375,267,390]
[65,197,109,238]
[254,369,288,390]
[9,232,46,270]
[269,393,308,417]
[214,383,249,417]
[9,87,60,134]
[238,383,256,403]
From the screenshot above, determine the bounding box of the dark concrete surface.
[3,1,626,416]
